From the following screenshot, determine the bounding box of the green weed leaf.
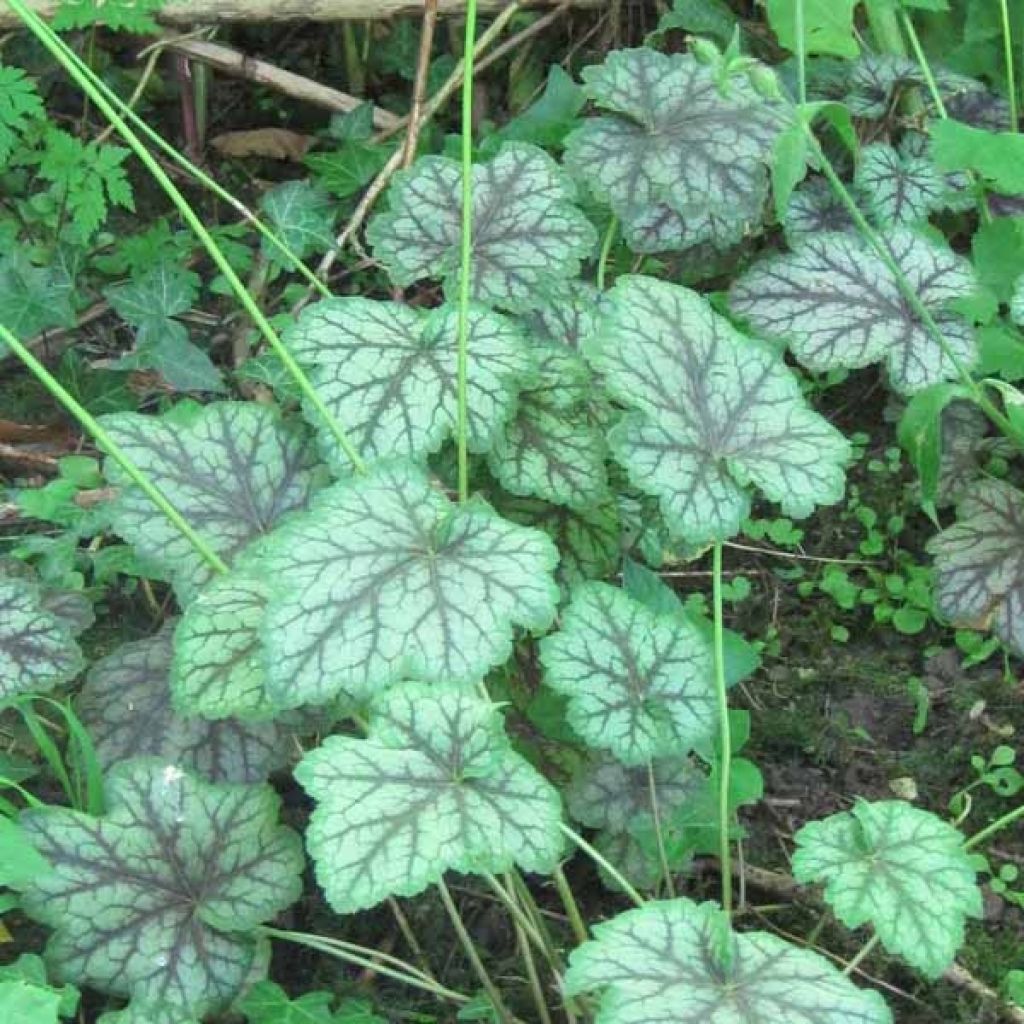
[0,63,43,163]
[765,0,859,57]
[52,0,164,32]
[295,683,563,913]
[931,120,1024,194]
[793,800,982,977]
[0,252,75,339]
[259,181,335,268]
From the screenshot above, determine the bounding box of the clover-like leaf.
[928,478,1024,657]
[541,583,716,764]
[282,298,534,470]
[295,682,563,913]
[565,898,892,1024]
[488,345,609,508]
[17,760,303,1015]
[99,403,323,601]
[0,574,84,700]
[366,141,596,311]
[588,275,849,544]
[855,143,946,226]
[77,624,288,783]
[256,460,559,707]
[793,800,981,978]
[564,49,782,254]
[731,229,978,394]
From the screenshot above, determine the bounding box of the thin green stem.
[842,933,881,976]
[712,541,733,915]
[553,863,589,946]
[10,0,365,473]
[964,802,1024,851]
[456,0,479,502]
[505,870,570,978]
[559,824,645,908]
[596,215,618,291]
[0,323,228,574]
[999,0,1019,130]
[898,8,947,117]
[516,921,554,1024]
[481,873,549,962]
[647,761,675,898]
[794,0,807,105]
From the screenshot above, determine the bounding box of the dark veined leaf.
[256,461,559,707]
[295,682,563,913]
[731,229,978,394]
[0,574,84,700]
[366,141,596,311]
[564,49,783,253]
[282,298,534,470]
[855,143,947,226]
[97,1002,199,1024]
[77,624,289,783]
[487,344,609,508]
[524,279,609,351]
[834,54,975,119]
[99,403,323,601]
[541,583,716,764]
[934,401,1010,507]
[928,478,1024,656]
[564,898,892,1024]
[784,177,854,243]
[259,180,335,268]
[588,275,849,544]
[17,760,303,1015]
[792,800,981,978]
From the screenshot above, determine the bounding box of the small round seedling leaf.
[282,298,534,471]
[295,682,564,913]
[793,799,981,978]
[541,583,716,764]
[564,898,892,1024]
[730,229,978,395]
[588,275,849,544]
[18,760,303,1015]
[366,141,596,311]
[78,624,288,783]
[99,403,323,601]
[928,478,1024,657]
[855,144,947,227]
[256,460,559,707]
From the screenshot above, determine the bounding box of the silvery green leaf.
[0,575,84,700]
[1012,275,1024,325]
[259,180,335,268]
[295,682,563,913]
[99,403,323,601]
[18,760,302,1015]
[898,132,974,214]
[855,144,946,226]
[934,401,1010,507]
[366,142,596,311]
[283,298,534,470]
[257,461,559,707]
[793,800,981,978]
[840,54,924,117]
[488,345,609,508]
[928,478,1024,656]
[564,898,892,1024]
[541,583,716,764]
[784,178,855,244]
[730,229,978,394]
[98,1002,199,1024]
[589,275,849,544]
[564,49,782,253]
[525,281,608,351]
[78,624,288,783]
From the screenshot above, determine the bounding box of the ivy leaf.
[295,682,563,914]
[259,181,335,268]
[731,229,978,394]
[564,49,782,254]
[17,760,303,1014]
[257,461,559,707]
[0,252,76,339]
[78,624,289,783]
[283,298,534,470]
[366,142,596,311]
[0,574,84,700]
[928,478,1024,657]
[99,403,323,601]
[487,345,609,508]
[855,143,947,226]
[793,800,982,977]
[564,898,892,1024]
[588,275,849,544]
[541,583,716,764]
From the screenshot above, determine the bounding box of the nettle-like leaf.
[928,478,1024,657]
[19,760,303,1014]
[257,460,559,707]
[564,48,783,253]
[587,275,849,544]
[282,298,534,470]
[99,403,323,601]
[792,800,982,978]
[488,344,609,508]
[564,899,892,1024]
[854,143,947,227]
[77,624,288,783]
[295,682,563,913]
[731,229,978,394]
[366,141,596,311]
[0,574,84,700]
[541,583,716,764]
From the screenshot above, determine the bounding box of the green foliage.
[0,955,78,1023]
[0,63,43,163]
[52,0,165,33]
[239,982,386,1024]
